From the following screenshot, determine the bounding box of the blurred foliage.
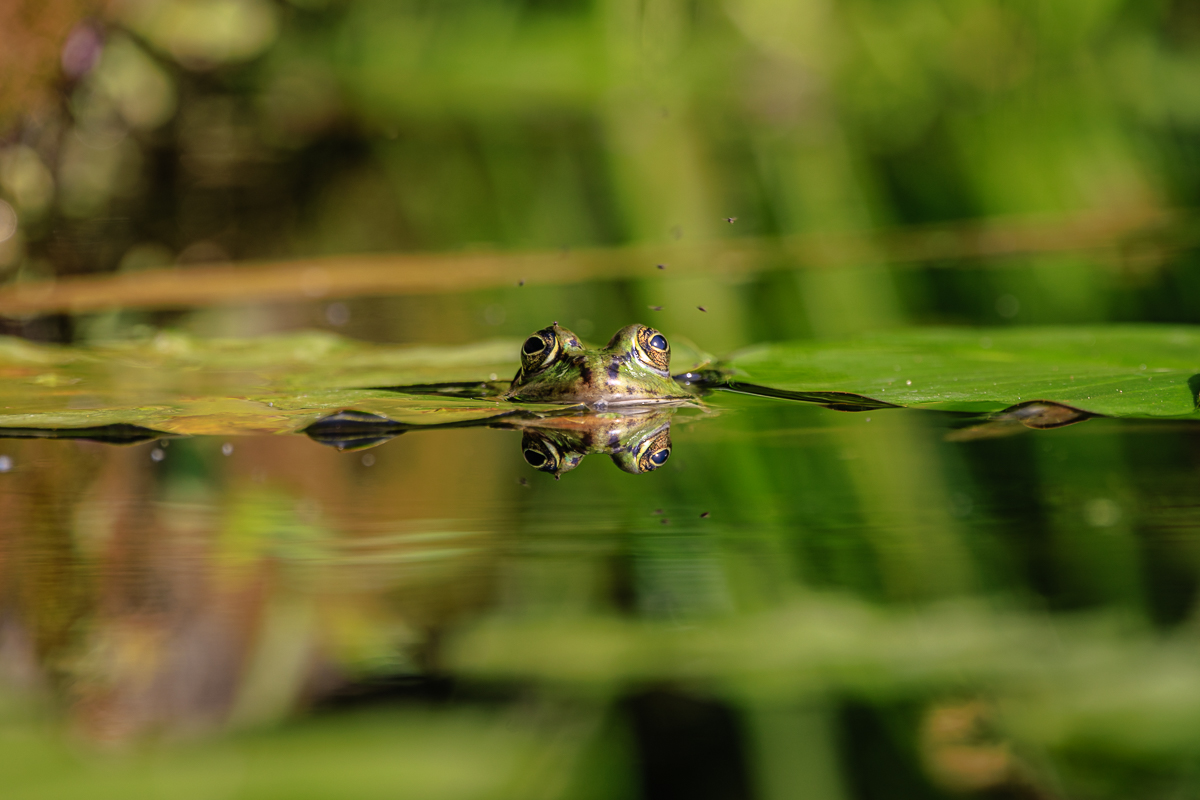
[0,0,101,127]
[6,2,1200,799]
[3,0,1200,346]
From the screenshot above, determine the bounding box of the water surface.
[4,386,1200,799]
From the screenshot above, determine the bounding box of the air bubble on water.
[150,448,165,462]
[221,443,234,456]
[362,453,376,466]
[0,455,12,472]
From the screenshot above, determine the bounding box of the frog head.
[506,323,691,406]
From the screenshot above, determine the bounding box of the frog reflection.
[304,406,680,478]
[518,408,673,477]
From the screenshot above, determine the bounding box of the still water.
[3,384,1200,799]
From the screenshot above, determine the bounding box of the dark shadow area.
[719,383,901,412]
[0,423,171,445]
[621,687,753,800]
[838,701,951,800]
[1186,373,1200,408]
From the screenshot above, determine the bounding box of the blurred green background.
[2,0,1200,349]
[5,2,1200,799]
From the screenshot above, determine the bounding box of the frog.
[518,407,675,477]
[504,322,695,406]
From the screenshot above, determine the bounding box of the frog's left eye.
[633,326,671,374]
[519,327,561,375]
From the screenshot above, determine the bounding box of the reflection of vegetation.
[5,385,1200,796]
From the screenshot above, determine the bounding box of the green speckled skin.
[505,323,693,406]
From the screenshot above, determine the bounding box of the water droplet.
[0,455,12,472]
[362,453,376,466]
[150,448,165,462]
[221,443,234,456]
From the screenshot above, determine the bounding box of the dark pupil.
[524,449,547,467]
[649,334,667,351]
[649,449,670,466]
[522,336,545,355]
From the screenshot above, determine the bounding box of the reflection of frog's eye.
[633,428,672,473]
[633,326,671,374]
[523,449,548,467]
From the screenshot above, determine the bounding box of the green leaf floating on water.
[0,332,532,435]
[723,325,1200,418]
[1,325,1198,435]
